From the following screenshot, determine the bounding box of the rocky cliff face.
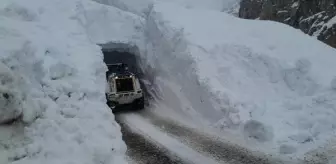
[239,0,336,48]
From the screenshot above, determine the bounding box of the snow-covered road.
[115,110,287,164]
[116,112,188,164]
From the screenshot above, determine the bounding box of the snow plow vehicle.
[105,63,144,111]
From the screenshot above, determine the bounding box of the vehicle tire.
[107,101,117,110]
[135,97,145,110]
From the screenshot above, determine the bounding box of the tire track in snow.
[115,114,190,164]
[116,112,222,164]
[139,111,287,164]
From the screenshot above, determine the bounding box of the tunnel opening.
[98,42,157,107]
[100,43,139,75]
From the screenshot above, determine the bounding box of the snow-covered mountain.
[239,0,336,48]
[1,0,336,163]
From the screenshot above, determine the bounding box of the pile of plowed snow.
[142,1,336,160]
[0,0,142,163]
[93,0,236,17]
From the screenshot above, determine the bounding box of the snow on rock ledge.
[146,1,336,160]
[0,0,130,163]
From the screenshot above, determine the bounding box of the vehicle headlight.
[108,94,117,98]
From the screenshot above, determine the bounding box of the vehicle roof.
[106,62,138,78]
[106,63,124,66]
[107,70,135,77]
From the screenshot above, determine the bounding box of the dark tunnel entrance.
[103,50,139,75]
[99,42,155,106]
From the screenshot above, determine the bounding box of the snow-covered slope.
[92,0,237,17]
[141,1,336,160]
[239,0,336,48]
[0,0,142,163]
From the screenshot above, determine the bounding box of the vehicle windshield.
[107,63,128,73]
[115,78,134,92]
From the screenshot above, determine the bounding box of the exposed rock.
[238,0,263,19]
[239,0,336,48]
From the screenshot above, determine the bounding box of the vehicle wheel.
[107,101,117,109]
[135,97,145,110]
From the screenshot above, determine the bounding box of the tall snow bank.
[78,0,143,44]
[143,1,336,160]
[92,0,153,16]
[0,0,133,163]
[92,0,234,17]
[155,0,226,11]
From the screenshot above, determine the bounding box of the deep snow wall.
[0,0,147,163]
[139,2,336,163]
[92,0,240,17]
[139,6,225,125]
